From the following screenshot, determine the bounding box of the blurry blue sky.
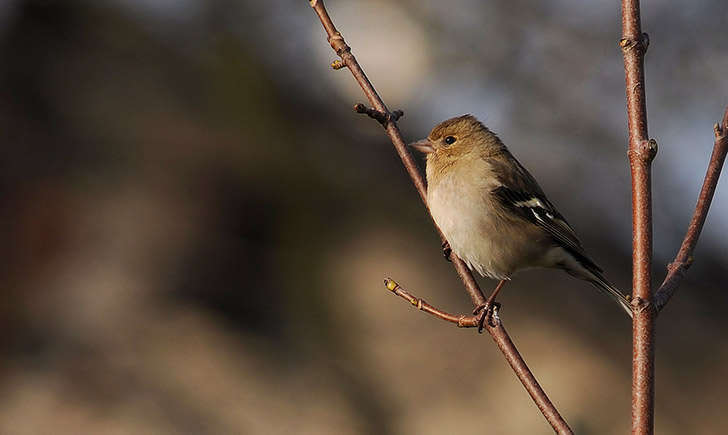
[4,0,725,259]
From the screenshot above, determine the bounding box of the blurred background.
[1,0,726,433]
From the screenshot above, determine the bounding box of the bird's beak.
[409,138,435,154]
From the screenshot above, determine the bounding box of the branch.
[654,108,728,312]
[308,1,572,432]
[383,278,482,327]
[620,0,656,433]
[383,278,572,433]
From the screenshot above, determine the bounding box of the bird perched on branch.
[410,115,632,317]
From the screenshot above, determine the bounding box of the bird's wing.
[490,153,602,272]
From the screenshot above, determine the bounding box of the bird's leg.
[472,279,507,332]
[442,241,452,262]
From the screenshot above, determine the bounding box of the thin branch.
[654,108,728,312]
[620,0,656,433]
[383,278,572,433]
[308,1,572,433]
[383,278,481,327]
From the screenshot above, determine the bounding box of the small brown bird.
[410,114,632,317]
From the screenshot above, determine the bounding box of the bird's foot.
[472,302,500,333]
[442,241,452,262]
[472,279,507,332]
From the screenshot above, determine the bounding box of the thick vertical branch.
[620,0,655,433]
[309,1,572,433]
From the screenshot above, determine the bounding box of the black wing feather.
[492,185,603,273]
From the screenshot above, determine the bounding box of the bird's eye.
[444,136,456,145]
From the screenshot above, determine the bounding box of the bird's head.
[409,115,503,162]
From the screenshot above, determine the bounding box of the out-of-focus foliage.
[1,1,726,433]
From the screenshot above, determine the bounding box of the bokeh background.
[1,0,727,433]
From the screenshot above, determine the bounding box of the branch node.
[641,32,650,52]
[354,103,403,126]
[619,34,649,54]
[328,32,351,56]
[666,261,681,273]
[331,60,346,70]
[646,138,658,160]
[630,296,654,315]
[630,139,658,162]
[716,109,728,138]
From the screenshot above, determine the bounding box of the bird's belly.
[428,181,538,279]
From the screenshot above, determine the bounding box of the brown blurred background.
[1,1,727,434]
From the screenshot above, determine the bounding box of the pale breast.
[426,162,546,279]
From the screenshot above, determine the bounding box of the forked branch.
[621,1,727,433]
[383,278,483,328]
[382,279,571,433]
[653,108,728,312]
[308,0,572,433]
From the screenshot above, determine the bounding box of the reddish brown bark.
[654,109,728,311]
[620,0,656,432]
[309,1,572,432]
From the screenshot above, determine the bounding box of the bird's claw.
[442,241,452,262]
[472,302,501,333]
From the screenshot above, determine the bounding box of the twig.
[354,103,403,126]
[383,279,572,433]
[308,1,572,433]
[383,278,482,327]
[653,109,728,312]
[620,0,656,433]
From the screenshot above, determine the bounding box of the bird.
[409,114,633,318]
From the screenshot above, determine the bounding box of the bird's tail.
[589,274,633,318]
[558,248,633,317]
